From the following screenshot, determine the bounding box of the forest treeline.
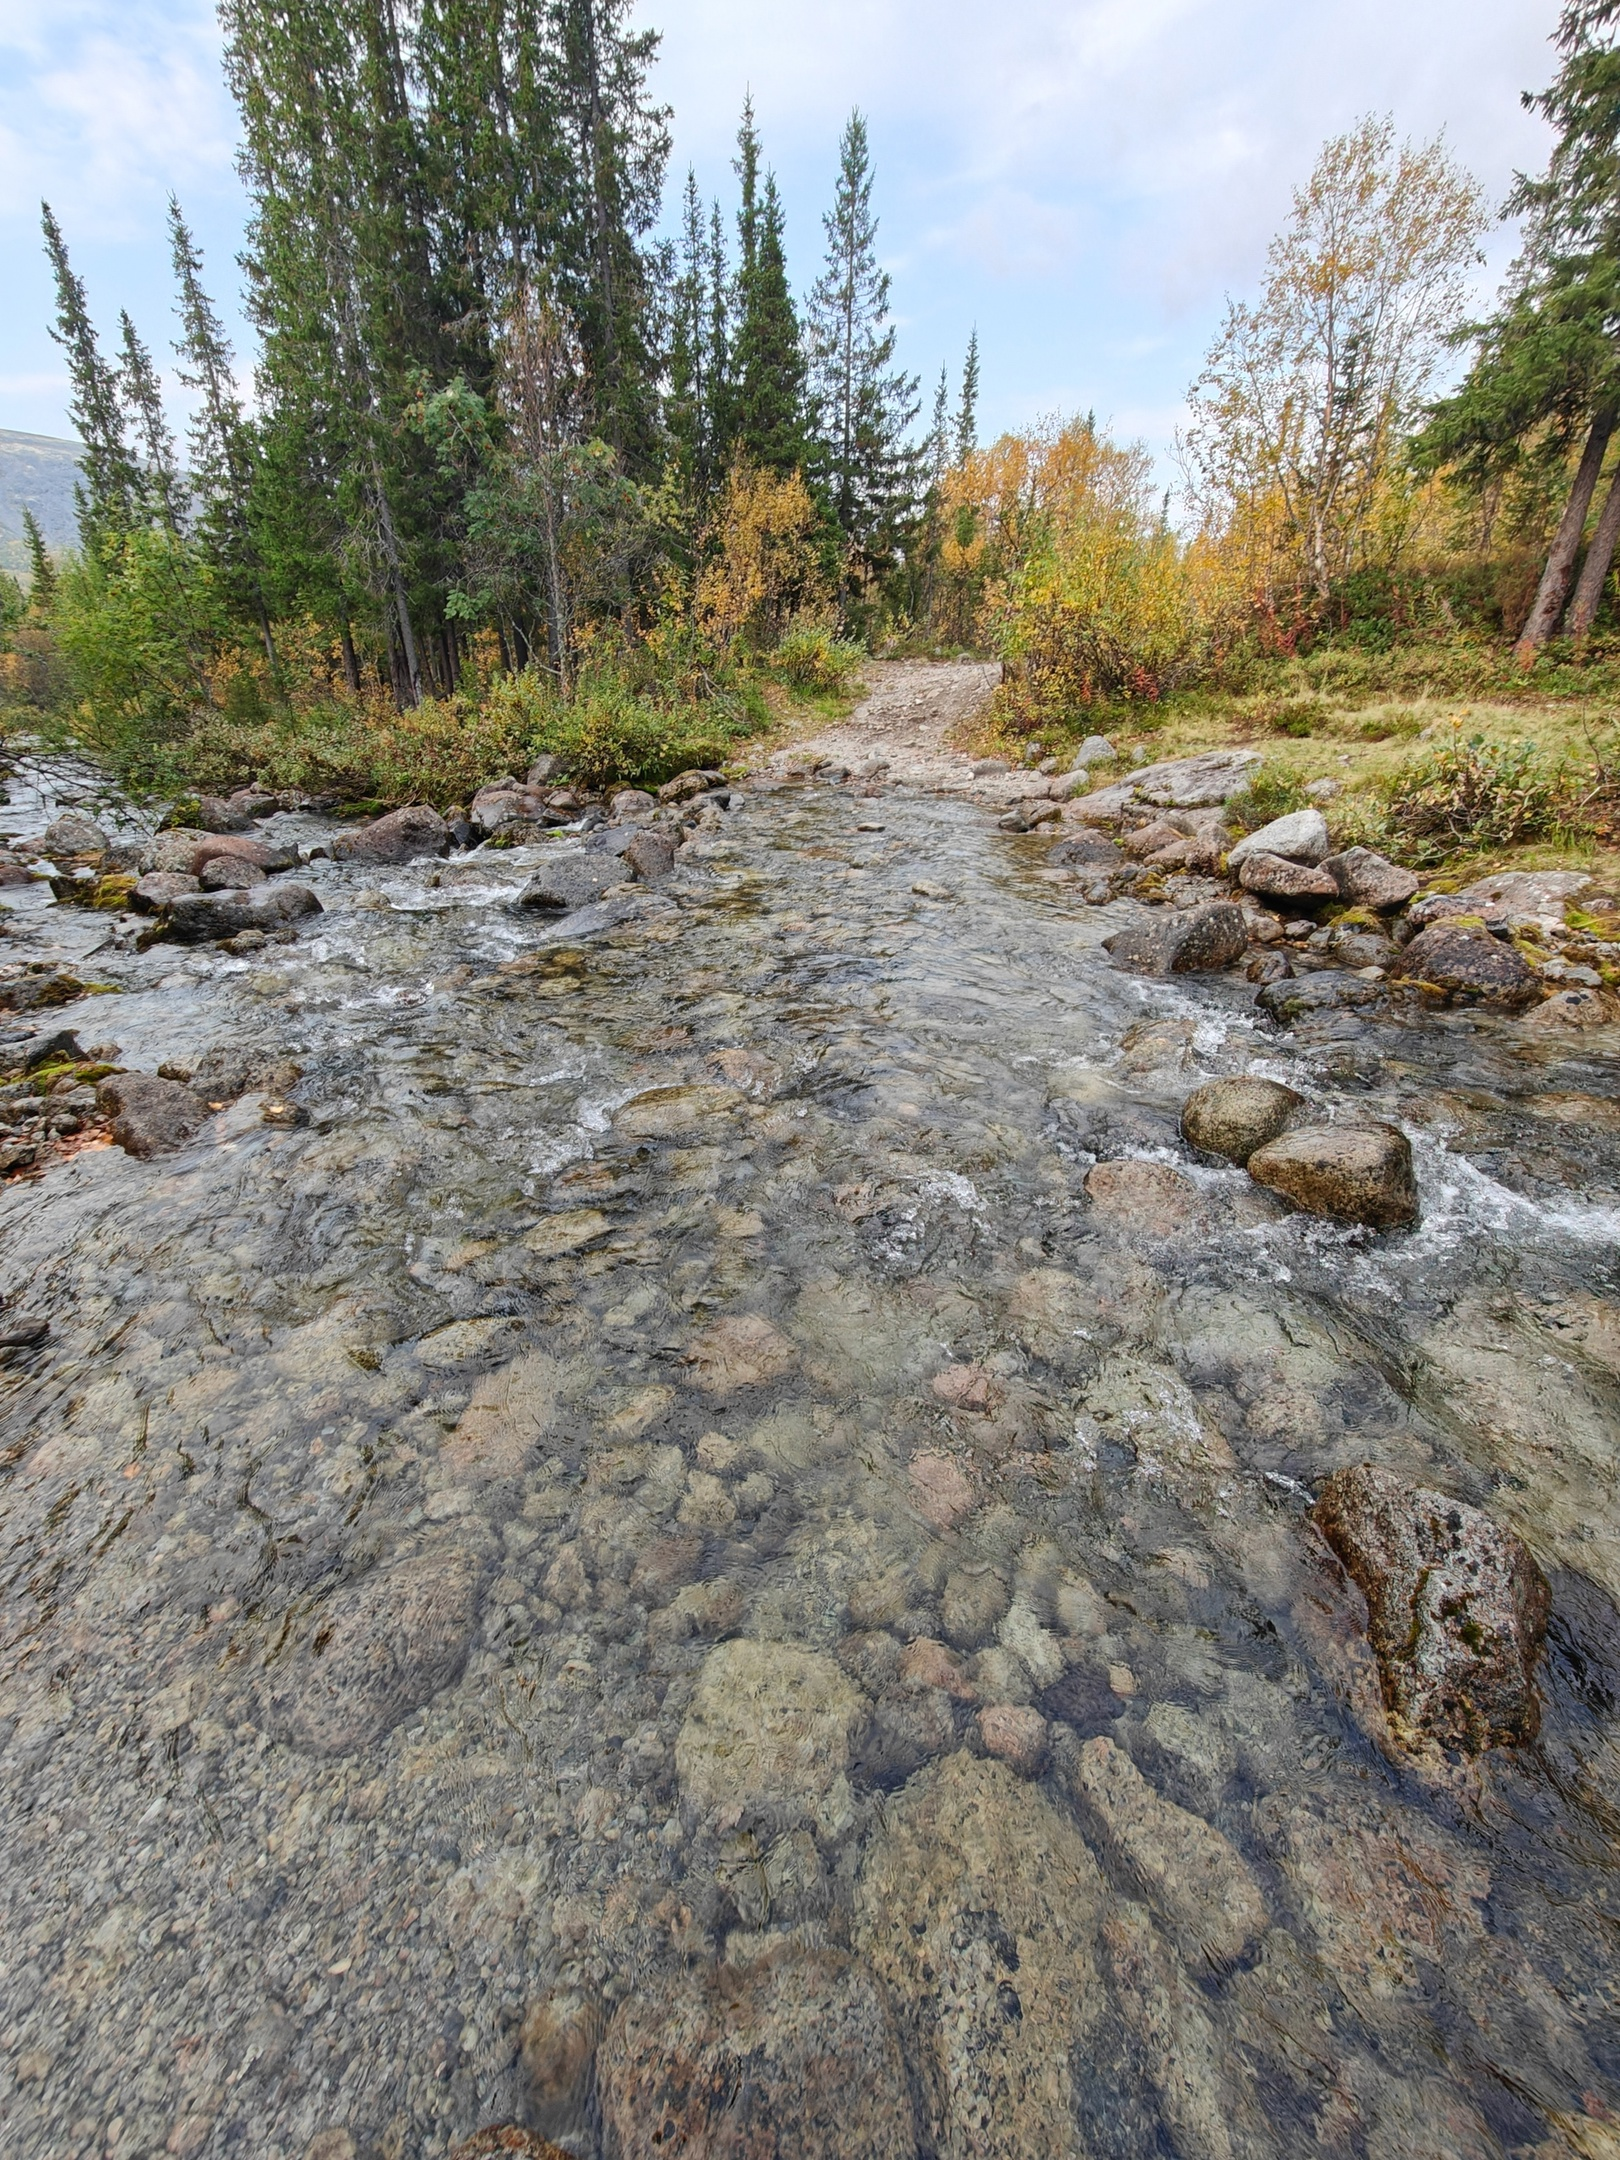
[6,0,1620,800]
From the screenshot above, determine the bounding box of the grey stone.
[1104,903,1248,975]
[623,827,677,880]
[196,794,255,833]
[1389,923,1540,1008]
[1246,1121,1418,1228]
[139,828,211,875]
[1314,1462,1550,1751]
[1255,971,1384,1024]
[43,810,108,856]
[130,871,200,913]
[1454,868,1590,915]
[146,882,323,943]
[198,854,268,890]
[1226,807,1330,868]
[1180,1076,1304,1165]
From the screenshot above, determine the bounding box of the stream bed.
[2,763,1619,2160]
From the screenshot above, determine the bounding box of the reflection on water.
[2,771,1619,2159]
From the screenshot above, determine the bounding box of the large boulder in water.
[1180,1076,1304,1165]
[147,882,322,944]
[1104,903,1247,976]
[330,803,449,864]
[96,1072,208,1157]
[1312,1462,1550,1751]
[1388,921,1540,1008]
[43,809,109,857]
[1256,971,1385,1025]
[1246,1121,1417,1228]
[596,1946,916,2160]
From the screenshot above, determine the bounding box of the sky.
[0,0,1564,486]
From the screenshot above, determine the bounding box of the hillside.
[0,429,82,574]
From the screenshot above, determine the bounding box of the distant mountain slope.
[0,430,84,576]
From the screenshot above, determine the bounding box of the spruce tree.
[954,328,980,465]
[41,202,140,548]
[118,310,187,536]
[806,111,920,581]
[21,509,54,614]
[732,163,808,474]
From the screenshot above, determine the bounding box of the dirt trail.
[755,658,1043,804]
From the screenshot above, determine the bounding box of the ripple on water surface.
[1,777,1619,2158]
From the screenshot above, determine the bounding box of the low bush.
[764,620,865,694]
[1224,766,1310,833]
[1384,731,1567,864]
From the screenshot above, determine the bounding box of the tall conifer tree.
[41,203,140,548]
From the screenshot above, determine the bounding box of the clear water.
[2,766,1618,2159]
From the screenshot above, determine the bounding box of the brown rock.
[1388,922,1540,1008]
[676,1638,869,1826]
[1246,1122,1417,1229]
[141,828,211,874]
[624,827,677,880]
[192,834,296,873]
[1180,1076,1304,1165]
[1084,1158,1205,1235]
[1236,851,1339,901]
[596,1945,915,2159]
[684,1312,798,1394]
[329,803,449,864]
[196,793,254,833]
[96,1072,207,1157]
[977,1703,1048,1776]
[449,2133,573,2160]
[907,1452,977,1530]
[899,1637,977,1700]
[1312,1462,1550,1751]
[198,854,268,890]
[1059,1732,1266,1968]
[519,1986,606,2143]
[1322,846,1420,910]
[658,768,722,802]
[1520,985,1620,1028]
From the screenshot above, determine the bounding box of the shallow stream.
[2,762,1619,2159]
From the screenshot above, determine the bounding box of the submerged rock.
[1180,1076,1304,1165]
[1255,971,1384,1024]
[1246,1121,1417,1228]
[1058,1731,1266,1969]
[1084,1158,1206,1235]
[596,1946,915,2159]
[1226,806,1330,867]
[450,2133,573,2160]
[1389,922,1540,1008]
[676,1638,868,1829]
[853,1750,1106,2160]
[1104,902,1247,976]
[1312,1462,1550,1751]
[329,803,449,864]
[96,1072,207,1157]
[1322,846,1420,910]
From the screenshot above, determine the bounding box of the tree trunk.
[1516,408,1616,662]
[1567,461,1620,638]
[340,621,361,694]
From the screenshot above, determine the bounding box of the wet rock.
[441,1349,561,1483]
[1180,1076,1304,1165]
[147,882,323,943]
[130,870,200,912]
[658,768,722,803]
[450,2130,573,2159]
[43,809,109,855]
[0,1316,50,1348]
[198,853,268,890]
[271,1540,484,1755]
[629,1532,703,1605]
[942,1564,1010,1649]
[0,854,30,887]
[1312,1462,1550,1751]
[1246,1121,1416,1228]
[684,1312,798,1394]
[511,859,620,912]
[908,1451,978,1530]
[623,828,677,880]
[853,1751,1105,2160]
[977,1703,1048,1776]
[1322,846,1420,910]
[193,834,298,873]
[1236,851,1339,901]
[1389,922,1540,1008]
[1104,902,1248,976]
[196,793,254,833]
[609,788,655,821]
[519,1986,605,2144]
[1255,970,1384,1024]
[470,781,551,834]
[857,1686,959,1786]
[1059,1732,1265,1968]
[676,1638,869,1829]
[329,803,449,864]
[1520,985,1620,1028]
[1099,1899,1256,2160]
[596,1945,915,2159]
[96,1072,207,1157]
[1226,808,1330,868]
[1049,833,1124,870]
[185,1044,304,1104]
[0,965,91,1014]
[1084,1158,1205,1234]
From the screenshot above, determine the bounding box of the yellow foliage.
[696,460,829,653]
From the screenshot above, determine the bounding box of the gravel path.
[754,659,1045,805]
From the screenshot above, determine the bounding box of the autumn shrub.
[1224,766,1312,833]
[696,460,831,655]
[1384,731,1566,863]
[765,618,864,693]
